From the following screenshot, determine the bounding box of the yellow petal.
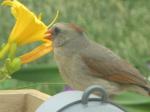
[20,42,53,64]
[2,0,48,46]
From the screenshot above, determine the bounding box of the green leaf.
[9,64,65,95]
[12,64,63,83]
[121,104,150,112]
[0,79,64,95]
[114,92,150,105]
[113,92,150,112]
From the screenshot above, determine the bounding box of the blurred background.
[0,0,150,95]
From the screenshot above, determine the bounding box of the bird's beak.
[45,26,61,41]
[45,29,53,40]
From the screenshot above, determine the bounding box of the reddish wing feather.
[81,55,147,86]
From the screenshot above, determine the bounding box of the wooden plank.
[0,89,50,112]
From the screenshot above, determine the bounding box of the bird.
[46,23,150,96]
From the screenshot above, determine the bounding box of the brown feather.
[81,55,148,87]
[68,23,84,33]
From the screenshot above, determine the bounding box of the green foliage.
[0,0,150,111]
[114,92,150,112]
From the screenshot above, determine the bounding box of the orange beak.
[45,29,52,40]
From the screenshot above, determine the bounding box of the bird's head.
[47,23,86,48]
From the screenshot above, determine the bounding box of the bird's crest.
[68,23,84,33]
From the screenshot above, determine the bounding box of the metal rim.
[58,98,127,112]
[58,85,127,112]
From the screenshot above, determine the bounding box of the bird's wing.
[81,43,147,86]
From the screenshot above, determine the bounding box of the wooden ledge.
[0,89,50,112]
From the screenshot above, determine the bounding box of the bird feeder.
[36,85,126,112]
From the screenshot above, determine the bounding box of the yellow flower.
[0,0,58,63]
[20,41,53,64]
[3,0,48,45]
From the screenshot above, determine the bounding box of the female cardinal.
[46,23,150,96]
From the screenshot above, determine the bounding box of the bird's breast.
[54,48,74,74]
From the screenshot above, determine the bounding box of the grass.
[0,0,150,94]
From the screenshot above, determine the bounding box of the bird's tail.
[146,86,150,96]
[140,85,150,96]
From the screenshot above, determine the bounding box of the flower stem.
[0,43,10,60]
[8,43,17,60]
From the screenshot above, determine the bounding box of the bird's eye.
[53,27,61,36]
